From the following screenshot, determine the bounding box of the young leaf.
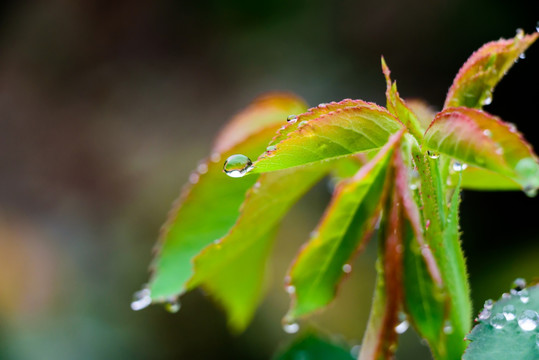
[148,94,307,301]
[463,284,539,360]
[273,333,354,360]
[249,104,403,174]
[285,131,404,320]
[444,31,538,109]
[423,107,539,192]
[188,163,331,331]
[381,57,425,140]
[458,166,520,191]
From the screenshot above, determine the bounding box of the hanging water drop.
[427,151,439,159]
[287,115,298,123]
[512,277,527,291]
[518,310,539,331]
[483,96,492,105]
[503,304,516,321]
[478,308,491,321]
[484,299,494,310]
[519,52,526,60]
[266,145,277,152]
[490,313,506,329]
[165,298,181,313]
[518,289,530,304]
[395,313,409,334]
[452,162,468,172]
[524,186,538,198]
[131,288,152,311]
[283,321,300,334]
[223,154,253,178]
[342,264,352,273]
[443,320,453,334]
[516,28,524,40]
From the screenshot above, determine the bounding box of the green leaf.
[444,31,538,109]
[381,57,425,140]
[285,131,404,320]
[438,174,472,359]
[423,107,539,192]
[273,333,354,360]
[250,103,403,174]
[148,94,307,301]
[463,284,539,360]
[459,166,520,191]
[188,163,331,331]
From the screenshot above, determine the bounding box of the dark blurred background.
[0,1,537,359]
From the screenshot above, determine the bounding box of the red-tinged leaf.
[249,104,403,174]
[360,152,402,360]
[214,93,307,154]
[188,163,332,331]
[285,131,404,320]
[147,94,308,302]
[423,107,539,192]
[444,31,538,109]
[381,57,424,140]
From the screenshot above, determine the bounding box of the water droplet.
[318,103,328,108]
[427,151,439,159]
[197,163,208,174]
[452,162,468,172]
[495,147,504,155]
[483,129,493,138]
[502,292,511,300]
[298,120,308,127]
[503,304,516,321]
[443,320,453,334]
[524,186,538,198]
[490,313,506,329]
[266,145,277,152]
[223,154,253,178]
[483,96,492,105]
[286,285,296,294]
[478,308,491,321]
[287,115,297,123]
[350,345,361,358]
[210,152,221,163]
[342,264,352,273]
[512,277,527,291]
[213,239,222,245]
[395,313,409,334]
[484,299,494,310]
[507,123,517,133]
[131,288,152,311]
[519,52,526,60]
[516,28,524,40]
[518,310,539,331]
[518,289,530,304]
[165,298,181,313]
[189,173,200,184]
[283,322,300,334]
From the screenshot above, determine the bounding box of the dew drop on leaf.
[165,298,181,313]
[427,151,439,159]
[523,186,538,198]
[452,162,468,172]
[287,115,297,123]
[286,285,296,294]
[223,154,253,178]
[478,308,491,321]
[395,313,409,334]
[443,320,453,334]
[342,264,352,273]
[298,120,308,127]
[518,289,530,304]
[512,278,527,291]
[519,52,526,60]
[503,304,516,321]
[518,310,539,331]
[266,145,277,152]
[489,313,506,329]
[283,321,300,334]
[484,299,494,310]
[482,129,493,138]
[131,288,152,311]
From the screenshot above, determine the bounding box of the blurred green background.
[0,1,537,359]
